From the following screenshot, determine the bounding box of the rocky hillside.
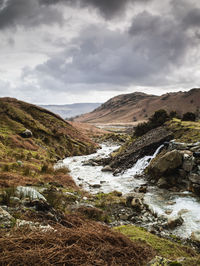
[75,88,200,124]
[0,97,97,163]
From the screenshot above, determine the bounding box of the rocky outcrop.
[0,207,14,228]
[20,129,33,138]
[110,126,173,173]
[147,140,200,195]
[148,150,183,177]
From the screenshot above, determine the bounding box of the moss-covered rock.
[148,150,183,177]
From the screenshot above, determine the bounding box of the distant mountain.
[40,103,102,119]
[75,88,200,124]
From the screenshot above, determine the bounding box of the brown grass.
[0,216,155,265]
[0,171,78,189]
[10,135,39,151]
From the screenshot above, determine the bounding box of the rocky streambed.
[61,141,200,242]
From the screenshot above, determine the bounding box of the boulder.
[157,177,169,188]
[0,207,14,228]
[90,184,101,189]
[126,192,144,207]
[189,173,200,184]
[101,165,112,172]
[131,198,143,210]
[20,129,33,138]
[148,150,183,177]
[182,154,195,172]
[16,186,46,201]
[191,230,200,242]
[167,215,184,229]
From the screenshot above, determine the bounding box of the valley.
[0,94,200,265]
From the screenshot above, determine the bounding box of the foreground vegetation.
[1,99,200,265]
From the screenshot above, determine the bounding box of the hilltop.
[75,88,200,124]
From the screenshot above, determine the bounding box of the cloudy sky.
[0,0,200,104]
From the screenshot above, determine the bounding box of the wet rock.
[182,154,195,172]
[126,192,144,207]
[167,201,176,205]
[0,207,14,228]
[167,216,184,229]
[148,150,183,177]
[110,126,173,172]
[157,177,169,188]
[191,230,200,242]
[178,209,189,216]
[189,173,200,184]
[135,185,147,193]
[131,198,143,210]
[169,141,188,150]
[20,129,33,138]
[90,184,101,189]
[165,209,173,215]
[101,165,112,172]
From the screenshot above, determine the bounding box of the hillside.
[75,89,200,124]
[40,103,101,119]
[0,97,97,163]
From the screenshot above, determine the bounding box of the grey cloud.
[42,0,151,19]
[0,0,63,29]
[22,22,183,92]
[0,0,152,30]
[22,0,200,95]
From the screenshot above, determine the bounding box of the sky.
[0,0,200,104]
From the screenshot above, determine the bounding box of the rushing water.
[62,143,200,239]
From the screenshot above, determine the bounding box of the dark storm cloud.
[0,0,63,29]
[41,0,151,19]
[0,0,151,30]
[22,0,200,94]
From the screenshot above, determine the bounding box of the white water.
[62,143,200,239]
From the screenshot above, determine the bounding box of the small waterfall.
[126,144,164,176]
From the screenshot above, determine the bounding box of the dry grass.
[0,171,78,189]
[0,216,155,265]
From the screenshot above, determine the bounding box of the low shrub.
[182,112,196,121]
[134,109,169,137]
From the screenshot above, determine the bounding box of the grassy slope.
[0,97,97,187]
[116,225,200,265]
[167,118,200,143]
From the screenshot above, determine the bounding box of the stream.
[62,143,200,239]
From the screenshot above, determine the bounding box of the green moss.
[166,118,200,143]
[94,191,125,210]
[115,225,197,260]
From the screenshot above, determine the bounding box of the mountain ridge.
[75,88,200,124]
